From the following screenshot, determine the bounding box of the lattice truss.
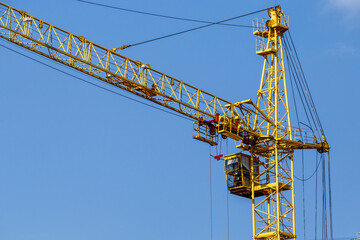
[0,2,272,134]
[256,38,291,140]
[252,151,295,239]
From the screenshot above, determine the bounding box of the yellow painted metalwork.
[0,2,270,136]
[0,2,330,240]
[251,6,296,239]
[224,153,260,198]
[0,2,327,151]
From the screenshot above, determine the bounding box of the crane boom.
[0,2,281,147]
[0,2,327,150]
[0,3,264,123]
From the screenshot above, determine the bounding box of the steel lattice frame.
[251,6,295,239]
[0,2,271,130]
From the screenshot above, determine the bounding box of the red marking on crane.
[214,154,223,161]
[199,114,220,135]
[215,113,220,122]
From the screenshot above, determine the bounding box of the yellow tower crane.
[0,2,329,239]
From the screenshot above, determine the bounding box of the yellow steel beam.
[0,2,328,152]
[0,2,256,124]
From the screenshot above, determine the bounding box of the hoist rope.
[317,152,333,240]
[226,139,230,240]
[313,152,333,240]
[285,40,303,139]
[287,31,325,135]
[283,36,320,137]
[328,152,334,240]
[209,146,214,240]
[0,40,194,122]
[302,150,307,240]
[322,153,328,240]
[77,0,252,28]
[284,32,332,239]
[284,33,325,137]
[123,8,270,48]
[283,39,315,133]
[218,136,222,156]
[315,152,319,240]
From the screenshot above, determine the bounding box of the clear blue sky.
[0,0,359,239]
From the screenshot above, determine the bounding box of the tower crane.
[0,2,330,239]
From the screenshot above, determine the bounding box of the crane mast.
[253,6,295,239]
[0,2,329,239]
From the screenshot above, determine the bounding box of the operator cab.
[224,153,259,198]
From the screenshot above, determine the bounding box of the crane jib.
[0,3,279,143]
[0,3,327,152]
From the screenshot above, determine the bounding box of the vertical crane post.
[251,5,295,239]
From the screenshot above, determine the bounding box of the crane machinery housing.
[0,2,330,239]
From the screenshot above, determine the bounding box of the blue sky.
[0,0,359,239]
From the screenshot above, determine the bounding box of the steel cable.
[285,32,325,137]
[126,8,270,48]
[287,31,325,135]
[226,138,230,240]
[302,150,307,240]
[283,36,320,136]
[285,39,303,139]
[209,146,214,240]
[328,152,334,240]
[315,152,319,240]
[293,153,322,182]
[0,40,194,122]
[283,39,315,133]
[77,0,252,28]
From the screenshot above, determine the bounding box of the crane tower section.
[251,6,296,239]
[224,6,296,239]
